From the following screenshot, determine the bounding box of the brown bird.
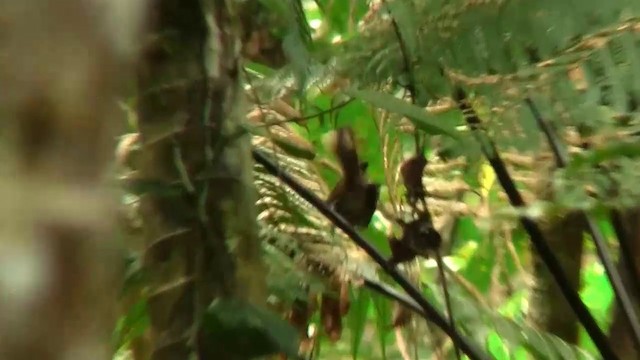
[388,212,442,265]
[400,154,427,206]
[326,127,379,227]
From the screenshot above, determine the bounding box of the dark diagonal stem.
[252,148,491,360]
[525,98,640,350]
[452,87,618,360]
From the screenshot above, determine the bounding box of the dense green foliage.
[115,1,640,359]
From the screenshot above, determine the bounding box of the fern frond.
[252,122,381,304]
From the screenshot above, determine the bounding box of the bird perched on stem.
[325,127,379,228]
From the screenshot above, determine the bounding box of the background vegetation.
[3,1,640,360]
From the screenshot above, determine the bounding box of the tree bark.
[0,1,144,359]
[135,1,266,359]
[527,159,585,344]
[608,209,640,360]
[528,213,585,344]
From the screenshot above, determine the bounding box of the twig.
[380,0,423,154]
[252,99,355,128]
[445,267,490,308]
[394,326,413,360]
[435,251,461,360]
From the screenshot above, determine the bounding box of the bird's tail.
[328,127,362,188]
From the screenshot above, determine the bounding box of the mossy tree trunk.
[0,1,144,359]
[135,1,266,359]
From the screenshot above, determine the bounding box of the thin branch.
[445,267,490,308]
[380,0,416,102]
[380,0,423,153]
[525,97,640,349]
[453,87,618,360]
[379,112,401,216]
[253,99,355,128]
[436,251,461,360]
[252,148,490,360]
[394,326,413,360]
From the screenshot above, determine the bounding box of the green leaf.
[121,253,147,296]
[487,330,510,360]
[270,136,316,160]
[315,0,368,36]
[347,289,371,359]
[247,125,317,160]
[360,225,391,257]
[345,88,460,139]
[244,61,276,78]
[120,178,183,197]
[567,142,640,170]
[580,261,613,327]
[283,30,311,91]
[113,299,149,350]
[199,298,300,359]
[371,294,391,359]
[424,281,597,360]
[384,0,418,62]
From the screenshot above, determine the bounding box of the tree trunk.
[0,1,144,359]
[608,209,640,360]
[135,1,266,359]
[528,213,585,344]
[528,160,585,344]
